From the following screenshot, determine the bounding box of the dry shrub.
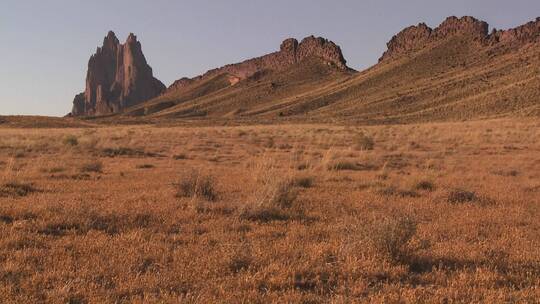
[136,164,155,169]
[0,182,38,198]
[293,175,314,188]
[173,153,187,160]
[330,160,359,171]
[175,170,217,201]
[63,135,79,147]
[226,244,253,274]
[376,186,419,198]
[81,161,103,173]
[328,160,377,171]
[41,166,65,174]
[228,253,252,273]
[367,215,417,262]
[262,137,275,148]
[38,210,157,236]
[447,188,477,204]
[236,130,248,137]
[413,180,436,191]
[354,133,375,151]
[240,158,299,222]
[101,147,158,158]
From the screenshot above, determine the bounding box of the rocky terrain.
[71,31,166,116]
[380,16,540,61]
[167,36,350,92]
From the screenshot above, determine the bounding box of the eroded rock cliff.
[71,31,165,116]
[380,16,540,62]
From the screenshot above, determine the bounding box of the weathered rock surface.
[167,36,349,93]
[489,17,540,45]
[380,16,540,62]
[71,31,165,116]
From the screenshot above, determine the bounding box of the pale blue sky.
[1,0,539,116]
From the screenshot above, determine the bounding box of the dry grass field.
[1,118,539,303]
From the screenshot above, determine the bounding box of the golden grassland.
[0,118,539,303]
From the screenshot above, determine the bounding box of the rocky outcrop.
[380,23,433,62]
[166,36,349,93]
[380,16,540,62]
[71,31,165,116]
[433,16,488,40]
[489,17,540,45]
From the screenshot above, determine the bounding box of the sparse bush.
[12,150,26,158]
[376,186,419,198]
[101,147,157,158]
[262,137,275,148]
[240,168,299,222]
[175,170,217,201]
[368,215,417,262]
[355,133,375,151]
[293,176,314,188]
[329,160,377,171]
[63,135,79,147]
[227,247,253,274]
[413,180,436,191]
[136,164,155,169]
[271,180,298,208]
[330,161,359,171]
[81,161,103,173]
[236,130,248,137]
[278,143,293,150]
[447,188,477,204]
[296,162,310,171]
[0,182,38,197]
[494,169,519,177]
[173,153,187,160]
[40,166,66,174]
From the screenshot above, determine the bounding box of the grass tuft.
[447,188,477,204]
[367,215,417,262]
[63,135,79,147]
[174,170,217,201]
[80,161,103,173]
[354,133,375,151]
[0,182,39,198]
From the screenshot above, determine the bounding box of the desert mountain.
[123,36,353,118]
[71,31,166,116]
[78,16,540,123]
[116,16,539,123]
[167,36,350,92]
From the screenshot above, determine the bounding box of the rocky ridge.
[380,16,540,61]
[168,36,349,92]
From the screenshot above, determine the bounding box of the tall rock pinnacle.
[71,31,166,116]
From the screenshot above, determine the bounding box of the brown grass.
[0,118,539,302]
[174,170,218,201]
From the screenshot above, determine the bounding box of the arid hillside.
[105,16,540,124]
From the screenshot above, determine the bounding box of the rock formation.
[489,17,540,45]
[71,31,165,116]
[380,16,540,62]
[168,36,349,93]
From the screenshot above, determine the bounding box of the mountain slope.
[113,16,540,124]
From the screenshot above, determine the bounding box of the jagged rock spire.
[71,31,165,116]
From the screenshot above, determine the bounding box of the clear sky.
[1,0,539,116]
